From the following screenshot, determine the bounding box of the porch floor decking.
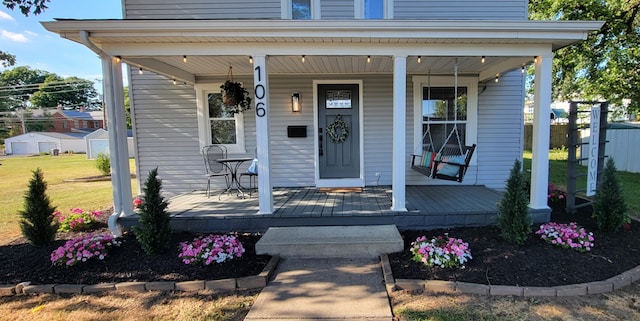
[119,186,505,232]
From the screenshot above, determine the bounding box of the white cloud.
[1,30,29,42]
[0,11,14,21]
[24,30,38,36]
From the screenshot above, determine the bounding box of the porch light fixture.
[301,55,306,63]
[291,92,301,112]
[183,55,187,63]
[138,68,143,75]
[495,74,500,83]
[367,55,371,63]
[249,56,253,64]
[417,56,422,63]
[481,56,486,64]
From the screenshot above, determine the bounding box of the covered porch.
[116,185,536,233]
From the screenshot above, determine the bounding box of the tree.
[0,66,52,112]
[124,86,131,128]
[2,0,50,16]
[593,157,627,232]
[529,0,640,115]
[133,168,172,255]
[497,159,532,245]
[29,75,98,108]
[18,168,58,246]
[0,51,16,68]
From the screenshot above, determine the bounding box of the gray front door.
[318,84,360,179]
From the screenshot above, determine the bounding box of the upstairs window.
[292,0,311,19]
[365,0,384,19]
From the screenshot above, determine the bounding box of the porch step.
[255,225,404,258]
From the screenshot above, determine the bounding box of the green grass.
[0,155,137,242]
[523,148,640,215]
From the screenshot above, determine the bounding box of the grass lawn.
[0,154,137,243]
[523,148,640,216]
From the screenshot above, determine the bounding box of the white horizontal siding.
[475,70,525,189]
[394,0,527,20]
[321,0,355,19]
[124,0,281,19]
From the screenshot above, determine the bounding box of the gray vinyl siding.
[394,0,527,20]
[321,0,355,20]
[475,70,525,189]
[123,0,281,19]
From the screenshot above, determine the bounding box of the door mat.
[318,187,363,193]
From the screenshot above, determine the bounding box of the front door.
[318,84,360,180]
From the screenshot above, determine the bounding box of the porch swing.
[410,58,476,182]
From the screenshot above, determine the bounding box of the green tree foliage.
[529,0,640,115]
[29,75,98,109]
[0,66,52,112]
[18,168,58,246]
[2,0,50,16]
[593,157,627,232]
[133,168,172,255]
[95,152,111,176]
[497,159,532,245]
[0,51,16,68]
[124,86,131,128]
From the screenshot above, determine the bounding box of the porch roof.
[42,19,603,82]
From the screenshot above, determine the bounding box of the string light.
[249,56,253,64]
[183,55,187,63]
[534,56,538,63]
[495,74,500,83]
[301,55,306,63]
[115,56,121,63]
[367,55,371,63]
[521,65,525,74]
[138,68,143,75]
[172,78,177,85]
[417,56,421,64]
[481,56,486,64]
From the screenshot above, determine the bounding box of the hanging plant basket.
[220,66,252,114]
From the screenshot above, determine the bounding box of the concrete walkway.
[244,258,393,321]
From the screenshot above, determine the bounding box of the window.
[412,76,477,160]
[356,0,392,19]
[62,122,68,129]
[196,84,245,154]
[74,120,79,128]
[82,121,88,128]
[94,121,100,128]
[292,0,311,19]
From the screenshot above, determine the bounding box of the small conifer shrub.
[593,157,627,232]
[133,168,172,255]
[19,168,58,246]
[497,159,532,245]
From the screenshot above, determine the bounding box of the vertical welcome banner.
[586,106,600,196]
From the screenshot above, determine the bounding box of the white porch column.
[103,57,134,236]
[252,55,274,214]
[391,55,407,212]
[530,53,553,209]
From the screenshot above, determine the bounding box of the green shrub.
[18,168,58,246]
[133,168,172,255]
[95,152,111,176]
[593,157,627,232]
[497,159,532,245]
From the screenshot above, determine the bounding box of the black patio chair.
[202,145,229,198]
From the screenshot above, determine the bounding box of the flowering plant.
[178,234,245,265]
[50,233,121,266]
[547,183,566,203]
[53,208,103,232]
[133,197,143,210]
[410,234,472,269]
[535,222,594,252]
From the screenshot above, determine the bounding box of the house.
[52,109,104,133]
[4,132,87,155]
[42,0,602,236]
[84,128,134,159]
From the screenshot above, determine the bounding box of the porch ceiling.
[42,19,603,82]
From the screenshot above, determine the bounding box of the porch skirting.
[118,186,550,233]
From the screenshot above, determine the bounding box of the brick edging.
[380,254,640,297]
[1,255,280,297]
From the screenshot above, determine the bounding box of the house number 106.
[254,66,266,118]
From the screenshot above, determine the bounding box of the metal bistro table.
[216,157,253,198]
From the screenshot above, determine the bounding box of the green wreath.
[327,115,349,144]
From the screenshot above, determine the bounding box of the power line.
[0,80,94,91]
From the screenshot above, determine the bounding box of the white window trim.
[282,0,320,19]
[411,75,478,165]
[355,0,393,19]
[195,83,246,154]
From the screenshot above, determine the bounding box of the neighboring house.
[52,109,104,133]
[4,132,87,155]
[85,128,134,159]
[42,0,602,235]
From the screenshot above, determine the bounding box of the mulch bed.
[389,200,640,287]
[1,200,638,287]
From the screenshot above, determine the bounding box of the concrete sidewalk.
[244,258,393,321]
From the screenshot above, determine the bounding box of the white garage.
[4,132,87,155]
[84,128,134,159]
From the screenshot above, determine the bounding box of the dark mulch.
[1,200,638,287]
[389,201,640,287]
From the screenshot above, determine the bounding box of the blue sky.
[1,0,122,83]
